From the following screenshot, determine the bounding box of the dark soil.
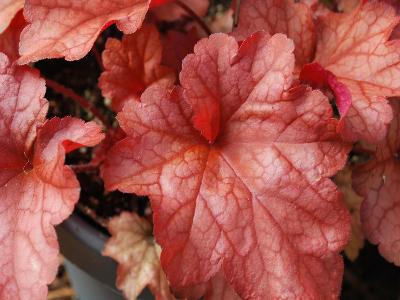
[34,1,400,299]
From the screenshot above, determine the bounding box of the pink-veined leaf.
[0,0,24,33]
[102,33,351,299]
[99,24,175,112]
[233,0,316,67]
[18,0,150,64]
[103,212,175,300]
[0,53,104,299]
[151,0,209,22]
[0,10,26,61]
[315,1,400,142]
[336,0,400,39]
[353,100,400,265]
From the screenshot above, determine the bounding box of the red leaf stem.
[91,46,104,71]
[174,0,211,35]
[46,78,110,128]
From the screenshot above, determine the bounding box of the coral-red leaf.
[103,212,175,300]
[99,24,175,112]
[0,0,24,33]
[151,0,209,22]
[300,62,352,120]
[162,28,200,74]
[102,33,351,299]
[18,0,150,64]
[0,54,104,299]
[0,10,26,62]
[149,0,170,8]
[233,0,316,67]
[353,100,400,265]
[180,32,294,143]
[315,1,400,142]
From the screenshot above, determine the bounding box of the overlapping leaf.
[353,100,400,265]
[99,24,175,112]
[102,32,351,299]
[0,0,24,33]
[103,212,175,300]
[233,0,316,67]
[236,0,400,143]
[18,0,150,64]
[315,1,400,142]
[0,53,104,299]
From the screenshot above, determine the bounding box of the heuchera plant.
[0,0,399,299]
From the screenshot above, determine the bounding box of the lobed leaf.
[315,1,400,142]
[0,53,104,299]
[99,24,175,112]
[102,33,351,299]
[104,212,175,300]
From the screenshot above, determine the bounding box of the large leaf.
[18,0,150,64]
[103,212,175,300]
[0,0,24,33]
[99,24,175,112]
[102,33,351,299]
[353,100,400,265]
[233,0,316,67]
[0,53,104,299]
[315,1,400,142]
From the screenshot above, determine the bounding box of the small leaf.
[103,212,175,300]
[18,0,150,64]
[99,24,175,112]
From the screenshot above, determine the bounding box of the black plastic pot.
[56,212,153,300]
